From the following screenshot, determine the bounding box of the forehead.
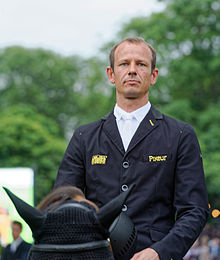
[114,41,152,61]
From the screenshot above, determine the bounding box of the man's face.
[107,41,158,104]
[12,223,22,240]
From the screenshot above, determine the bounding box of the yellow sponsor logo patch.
[149,155,167,162]
[91,155,107,165]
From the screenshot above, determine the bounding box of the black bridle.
[28,240,110,259]
[29,240,109,253]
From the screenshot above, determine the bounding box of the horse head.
[3,185,137,259]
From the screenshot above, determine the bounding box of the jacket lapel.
[102,111,125,154]
[126,106,163,153]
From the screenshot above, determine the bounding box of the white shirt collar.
[114,102,151,123]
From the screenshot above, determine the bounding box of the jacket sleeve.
[54,127,86,191]
[150,124,209,260]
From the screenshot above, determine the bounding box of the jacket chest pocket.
[142,152,172,168]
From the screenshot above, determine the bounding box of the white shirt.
[114,102,151,151]
[10,236,23,253]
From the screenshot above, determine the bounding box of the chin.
[125,92,140,99]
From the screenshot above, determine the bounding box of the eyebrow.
[136,59,150,64]
[117,58,129,63]
[117,59,150,66]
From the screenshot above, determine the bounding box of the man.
[2,221,31,260]
[55,37,209,259]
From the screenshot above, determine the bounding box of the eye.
[138,63,146,67]
[120,63,128,66]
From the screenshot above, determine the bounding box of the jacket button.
[122,184,128,191]
[122,161,129,168]
[122,205,127,212]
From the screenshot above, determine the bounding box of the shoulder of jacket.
[74,118,104,135]
[163,113,195,135]
[151,105,163,119]
[152,105,195,134]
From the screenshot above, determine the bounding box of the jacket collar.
[101,105,163,121]
[101,105,163,154]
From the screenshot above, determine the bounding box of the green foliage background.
[0,0,219,220]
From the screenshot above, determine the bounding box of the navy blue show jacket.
[55,105,209,260]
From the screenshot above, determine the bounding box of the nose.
[128,62,137,76]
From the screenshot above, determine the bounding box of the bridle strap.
[29,240,110,253]
[54,202,92,213]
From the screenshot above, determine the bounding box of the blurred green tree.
[0,48,114,202]
[73,57,115,127]
[0,47,114,139]
[197,102,220,210]
[0,105,66,204]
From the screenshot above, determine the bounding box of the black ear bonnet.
[109,212,137,260]
[3,186,137,260]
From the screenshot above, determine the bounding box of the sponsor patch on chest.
[148,155,168,162]
[91,155,107,165]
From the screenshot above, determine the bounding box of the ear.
[3,187,46,238]
[150,68,159,85]
[106,66,115,84]
[96,184,135,229]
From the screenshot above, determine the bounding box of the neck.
[13,236,21,242]
[116,96,149,113]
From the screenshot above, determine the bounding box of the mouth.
[124,79,140,85]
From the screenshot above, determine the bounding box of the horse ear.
[96,184,135,229]
[3,187,46,237]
